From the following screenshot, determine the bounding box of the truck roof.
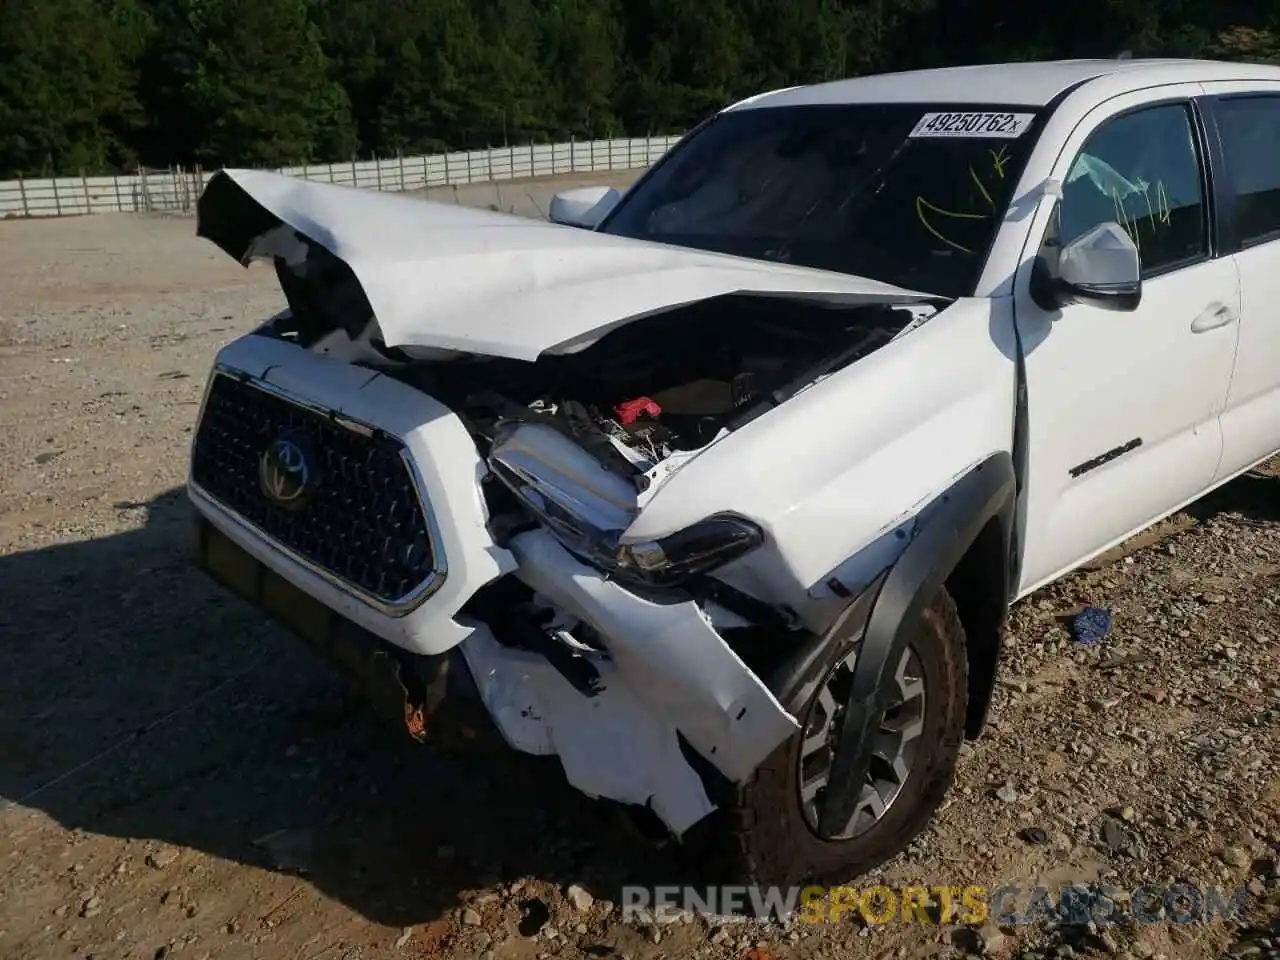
[728,58,1280,111]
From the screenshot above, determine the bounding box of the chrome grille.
[191,372,439,607]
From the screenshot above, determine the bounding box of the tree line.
[1,0,1277,179]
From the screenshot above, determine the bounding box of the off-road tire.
[706,585,969,887]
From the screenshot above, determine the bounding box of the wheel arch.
[862,452,1017,742]
[773,452,1017,743]
[945,512,1013,738]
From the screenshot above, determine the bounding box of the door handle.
[1191,303,1238,333]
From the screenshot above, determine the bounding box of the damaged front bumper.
[187,340,801,837]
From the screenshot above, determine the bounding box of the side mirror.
[1035,221,1142,311]
[548,186,621,229]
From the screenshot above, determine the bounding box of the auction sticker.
[909,111,1035,138]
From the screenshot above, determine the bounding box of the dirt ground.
[0,201,1277,960]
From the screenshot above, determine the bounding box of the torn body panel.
[452,527,802,834]
[457,625,718,834]
[508,529,800,784]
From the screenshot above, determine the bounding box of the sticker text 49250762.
[909,112,1035,139]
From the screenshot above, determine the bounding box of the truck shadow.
[0,487,684,932]
[1184,463,1280,526]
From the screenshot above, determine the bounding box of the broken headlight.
[615,516,764,587]
[500,470,764,586]
[488,420,763,586]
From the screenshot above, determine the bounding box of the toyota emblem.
[259,436,314,510]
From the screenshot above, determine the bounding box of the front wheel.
[711,586,969,887]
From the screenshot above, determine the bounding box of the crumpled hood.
[197,168,940,362]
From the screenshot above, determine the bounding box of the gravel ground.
[0,197,1277,960]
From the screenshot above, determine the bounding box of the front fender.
[622,297,1019,603]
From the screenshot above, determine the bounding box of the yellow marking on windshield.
[915,146,1016,255]
[969,164,995,212]
[915,197,987,221]
[915,197,979,254]
[989,146,1010,179]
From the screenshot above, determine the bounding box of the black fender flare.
[815,451,1016,837]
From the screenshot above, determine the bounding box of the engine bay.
[392,294,932,478]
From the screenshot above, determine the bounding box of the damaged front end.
[190,170,953,838]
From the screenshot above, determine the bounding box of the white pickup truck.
[188,58,1280,885]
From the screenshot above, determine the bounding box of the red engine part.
[614,396,662,425]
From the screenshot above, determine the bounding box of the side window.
[1214,95,1280,247]
[1059,103,1207,276]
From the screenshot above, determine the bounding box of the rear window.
[1214,95,1280,247]
[602,104,1044,297]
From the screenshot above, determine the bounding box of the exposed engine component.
[397,293,931,479]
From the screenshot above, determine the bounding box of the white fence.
[0,135,684,219]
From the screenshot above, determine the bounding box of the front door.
[1014,91,1240,595]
